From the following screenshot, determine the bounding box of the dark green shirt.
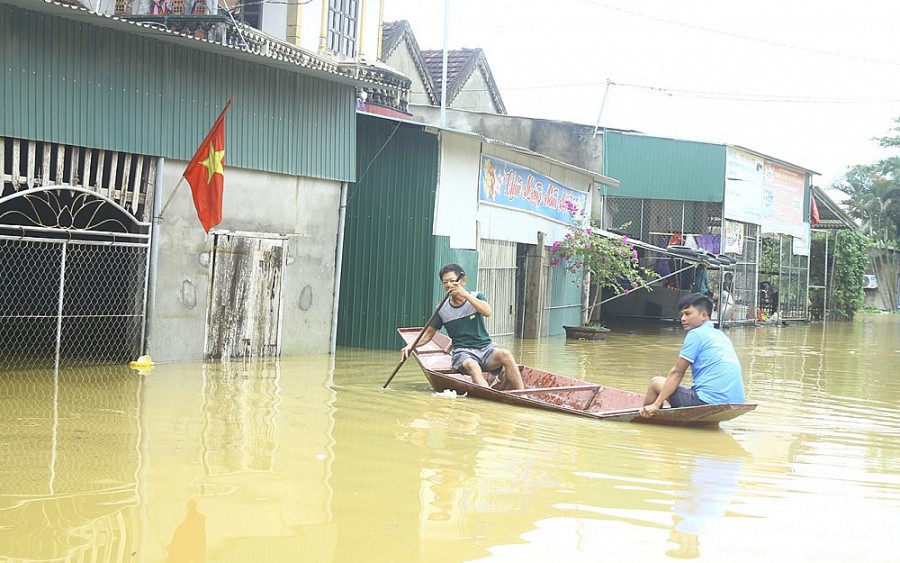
[429,291,492,349]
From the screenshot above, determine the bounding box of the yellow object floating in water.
[129,354,154,369]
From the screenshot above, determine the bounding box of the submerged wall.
[148,160,341,361]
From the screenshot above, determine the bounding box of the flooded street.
[2,316,899,562]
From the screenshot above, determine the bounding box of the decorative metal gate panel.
[0,137,155,369]
[205,233,285,360]
[477,239,517,337]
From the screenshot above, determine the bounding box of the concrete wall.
[865,247,900,311]
[410,106,603,174]
[147,160,341,361]
[384,45,433,106]
[452,70,498,113]
[433,132,592,250]
[287,0,382,62]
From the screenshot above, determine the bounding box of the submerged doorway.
[205,233,286,360]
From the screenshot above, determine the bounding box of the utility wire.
[450,80,900,105]
[578,0,900,68]
[600,81,900,104]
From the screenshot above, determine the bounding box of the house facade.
[380,20,506,115]
[599,132,818,324]
[0,0,408,367]
[337,113,618,350]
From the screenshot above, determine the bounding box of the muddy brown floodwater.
[1,315,898,561]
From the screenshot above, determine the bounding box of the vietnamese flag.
[810,196,821,227]
[184,99,232,232]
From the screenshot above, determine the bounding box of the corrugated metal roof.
[478,134,619,188]
[811,186,857,230]
[604,131,726,202]
[1,3,356,180]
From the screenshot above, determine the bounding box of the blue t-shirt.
[679,321,745,404]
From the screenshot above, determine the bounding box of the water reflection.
[395,398,565,552]
[140,356,338,560]
[200,360,281,475]
[0,365,142,560]
[166,500,207,562]
[0,316,898,561]
[666,434,746,559]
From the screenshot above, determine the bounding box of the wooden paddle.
[383,277,459,389]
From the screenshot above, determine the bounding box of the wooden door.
[206,234,285,359]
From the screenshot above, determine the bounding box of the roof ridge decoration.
[381,20,439,105]
[12,0,409,93]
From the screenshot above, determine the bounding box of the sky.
[382,0,900,195]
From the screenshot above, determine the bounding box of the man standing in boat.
[400,264,525,390]
[640,293,745,418]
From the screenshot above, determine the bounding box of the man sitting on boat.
[640,293,745,418]
[400,264,525,390]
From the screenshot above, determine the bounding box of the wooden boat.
[398,328,756,426]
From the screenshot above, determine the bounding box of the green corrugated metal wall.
[337,116,440,349]
[548,263,583,335]
[0,5,355,181]
[604,131,726,202]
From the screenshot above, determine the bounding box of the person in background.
[693,263,711,298]
[712,281,735,322]
[400,264,525,390]
[640,293,745,418]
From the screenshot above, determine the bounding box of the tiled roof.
[421,48,476,100]
[421,48,505,114]
[381,20,438,104]
[382,21,505,113]
[381,20,409,58]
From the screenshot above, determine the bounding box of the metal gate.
[477,239,517,337]
[0,137,155,369]
[205,233,286,360]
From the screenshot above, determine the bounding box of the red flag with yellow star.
[184,99,232,232]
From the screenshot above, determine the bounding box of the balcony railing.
[115,7,410,115]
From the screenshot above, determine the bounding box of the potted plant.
[550,218,652,339]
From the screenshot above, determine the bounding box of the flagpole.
[157,176,187,220]
[440,0,449,128]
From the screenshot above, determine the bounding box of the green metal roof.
[603,131,726,202]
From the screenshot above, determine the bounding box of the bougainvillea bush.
[549,215,652,322]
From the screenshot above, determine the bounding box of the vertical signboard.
[725,147,809,246]
[724,220,745,254]
[724,148,764,224]
[792,223,811,256]
[761,161,806,239]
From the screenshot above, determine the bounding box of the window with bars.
[326,0,358,57]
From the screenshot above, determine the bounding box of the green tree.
[829,230,870,320]
[834,120,900,243]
